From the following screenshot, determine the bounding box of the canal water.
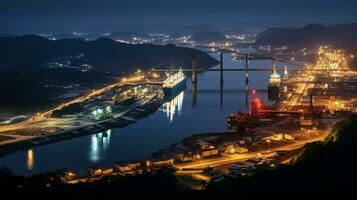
[0,53,296,176]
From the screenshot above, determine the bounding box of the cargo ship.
[162,68,186,96]
[268,64,281,101]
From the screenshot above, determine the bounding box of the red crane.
[249,90,269,117]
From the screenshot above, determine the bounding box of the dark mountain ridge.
[0,35,218,71]
[255,23,357,52]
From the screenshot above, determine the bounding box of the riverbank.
[151,115,331,167]
[0,53,311,175]
[0,115,355,199]
[0,99,162,157]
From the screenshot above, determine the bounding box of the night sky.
[1,0,357,33]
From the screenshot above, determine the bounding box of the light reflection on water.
[0,53,302,176]
[26,149,34,170]
[89,129,111,163]
[162,91,184,122]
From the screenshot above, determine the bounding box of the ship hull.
[268,85,280,101]
[162,78,187,96]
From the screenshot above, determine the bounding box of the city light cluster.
[310,46,349,77]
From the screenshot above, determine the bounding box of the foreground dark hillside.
[0,35,218,71]
[1,115,357,199]
[199,115,357,199]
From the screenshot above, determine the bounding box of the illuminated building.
[90,105,112,121]
[310,46,349,77]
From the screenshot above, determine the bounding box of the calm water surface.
[0,53,295,175]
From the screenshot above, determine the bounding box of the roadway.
[175,131,328,170]
[0,75,147,133]
[175,57,335,171]
[0,75,164,147]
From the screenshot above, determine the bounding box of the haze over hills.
[107,31,151,41]
[255,27,295,40]
[255,23,357,53]
[0,35,218,72]
[190,31,228,43]
[0,23,253,41]
[131,24,221,35]
[223,28,251,35]
[1,23,223,37]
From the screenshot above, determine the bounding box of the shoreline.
[0,99,162,158]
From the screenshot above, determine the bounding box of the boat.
[162,68,187,96]
[267,64,281,101]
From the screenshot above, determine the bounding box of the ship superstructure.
[162,68,186,96]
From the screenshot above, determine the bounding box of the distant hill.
[0,35,218,71]
[112,23,221,35]
[223,28,251,35]
[47,33,100,40]
[254,23,357,53]
[173,25,220,35]
[190,31,228,43]
[255,27,296,39]
[0,33,13,37]
[108,31,151,41]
